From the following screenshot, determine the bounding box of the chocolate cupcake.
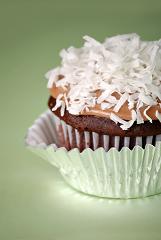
[26,33,161,198]
[46,34,161,151]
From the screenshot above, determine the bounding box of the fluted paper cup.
[25,110,161,199]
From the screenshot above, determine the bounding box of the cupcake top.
[46,33,161,130]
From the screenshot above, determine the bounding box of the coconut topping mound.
[46,33,161,130]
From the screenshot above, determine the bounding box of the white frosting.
[46,33,161,130]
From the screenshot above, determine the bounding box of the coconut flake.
[60,101,65,116]
[110,113,127,125]
[110,110,136,130]
[120,110,137,130]
[113,92,129,112]
[101,102,114,110]
[47,68,60,88]
[143,106,152,123]
[52,93,63,111]
[136,109,144,124]
[83,35,101,47]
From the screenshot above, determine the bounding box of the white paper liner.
[25,110,161,199]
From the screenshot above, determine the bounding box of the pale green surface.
[1,0,161,239]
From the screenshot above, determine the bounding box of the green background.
[1,0,161,239]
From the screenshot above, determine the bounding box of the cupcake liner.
[25,110,161,199]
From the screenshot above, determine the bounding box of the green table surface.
[1,0,161,239]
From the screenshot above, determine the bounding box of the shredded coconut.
[46,33,161,130]
[143,106,152,123]
[136,109,144,124]
[113,93,129,112]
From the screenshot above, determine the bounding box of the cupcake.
[26,33,161,198]
[46,34,161,151]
